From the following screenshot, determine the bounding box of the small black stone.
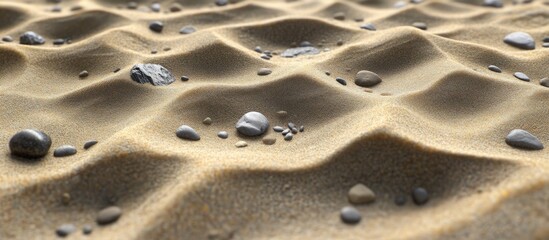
[336,77,347,86]
[488,65,502,73]
[181,76,189,81]
[394,195,407,206]
[149,21,164,33]
[114,68,121,73]
[82,224,93,235]
[79,70,89,78]
[340,206,361,224]
[9,129,52,158]
[83,140,98,150]
[412,187,429,205]
[53,38,65,45]
[56,224,76,237]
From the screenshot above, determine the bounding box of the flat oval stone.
[20,31,45,45]
[540,77,549,87]
[514,72,530,81]
[83,140,98,150]
[96,206,122,225]
[488,65,502,73]
[53,145,77,157]
[355,70,382,87]
[235,141,248,148]
[273,126,284,132]
[412,22,427,30]
[412,187,429,205]
[236,112,269,137]
[179,25,196,34]
[505,129,544,150]
[340,206,361,224]
[360,23,376,31]
[281,47,320,58]
[56,224,76,237]
[176,125,200,141]
[484,0,503,7]
[504,32,535,50]
[257,68,272,76]
[130,64,175,86]
[9,129,52,158]
[348,183,376,204]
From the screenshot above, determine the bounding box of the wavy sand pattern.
[1,0,549,239]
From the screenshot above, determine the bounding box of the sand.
[1,0,549,239]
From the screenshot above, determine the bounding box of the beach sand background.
[0,0,548,239]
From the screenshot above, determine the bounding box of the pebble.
[325,71,331,76]
[170,3,182,12]
[82,224,93,235]
[543,36,549,42]
[262,136,276,145]
[179,25,196,34]
[79,70,89,78]
[288,122,296,129]
[340,206,361,224]
[217,131,229,139]
[333,12,345,20]
[291,127,298,134]
[149,21,164,33]
[277,111,288,118]
[236,112,269,136]
[235,141,248,148]
[181,76,189,81]
[412,187,429,205]
[299,126,304,132]
[257,68,272,76]
[540,77,549,87]
[53,145,77,157]
[504,32,535,50]
[130,63,175,86]
[176,125,200,141]
[114,68,121,73]
[2,35,13,42]
[336,77,347,86]
[53,38,65,45]
[127,2,138,9]
[203,117,212,125]
[282,129,290,135]
[273,126,284,132]
[260,54,271,60]
[505,129,544,150]
[56,224,76,237]
[488,65,502,73]
[254,46,263,53]
[514,72,530,81]
[284,132,293,141]
[96,206,122,225]
[151,3,161,12]
[412,22,427,30]
[484,0,503,7]
[355,70,382,87]
[83,140,98,150]
[394,1,407,8]
[61,192,71,205]
[360,23,376,31]
[543,43,549,48]
[9,129,52,158]
[70,5,83,11]
[281,47,320,58]
[348,183,376,204]
[394,195,407,206]
[215,0,229,6]
[20,31,46,45]
[300,41,312,47]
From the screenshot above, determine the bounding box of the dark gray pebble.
[540,77,549,87]
[299,125,304,132]
[20,31,45,45]
[96,206,122,225]
[53,38,65,45]
[505,129,544,150]
[282,129,290,135]
[284,132,293,141]
[257,68,272,76]
[273,126,284,132]
[340,206,361,224]
[179,25,196,34]
[355,70,382,87]
[360,23,376,31]
[483,0,503,7]
[215,0,228,6]
[9,129,52,158]
[82,224,93,235]
[412,22,427,30]
[176,125,200,141]
[488,65,502,73]
[2,36,13,42]
[281,47,320,58]
[254,46,262,53]
[336,77,347,86]
[83,140,98,150]
[394,195,407,206]
[54,145,77,157]
[149,21,164,33]
[79,70,89,78]
[130,63,175,86]
[412,187,429,205]
[181,75,189,81]
[56,224,76,237]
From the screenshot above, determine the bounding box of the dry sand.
[1,0,549,239]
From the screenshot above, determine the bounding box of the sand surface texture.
[1,0,549,239]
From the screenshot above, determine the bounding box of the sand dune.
[1,0,549,239]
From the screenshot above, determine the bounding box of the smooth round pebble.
[149,21,164,32]
[262,137,276,145]
[2,35,13,42]
[217,131,228,139]
[56,224,76,237]
[355,70,382,87]
[504,32,535,50]
[284,132,293,141]
[82,224,93,235]
[53,145,77,157]
[412,187,429,205]
[514,72,530,81]
[273,126,284,132]
[79,70,89,78]
[505,129,544,150]
[9,129,52,158]
[236,112,269,136]
[348,183,376,204]
[340,206,361,224]
[203,117,212,125]
[96,206,122,225]
[257,68,272,76]
[176,125,200,141]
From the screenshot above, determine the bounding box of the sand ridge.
[1,0,549,239]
